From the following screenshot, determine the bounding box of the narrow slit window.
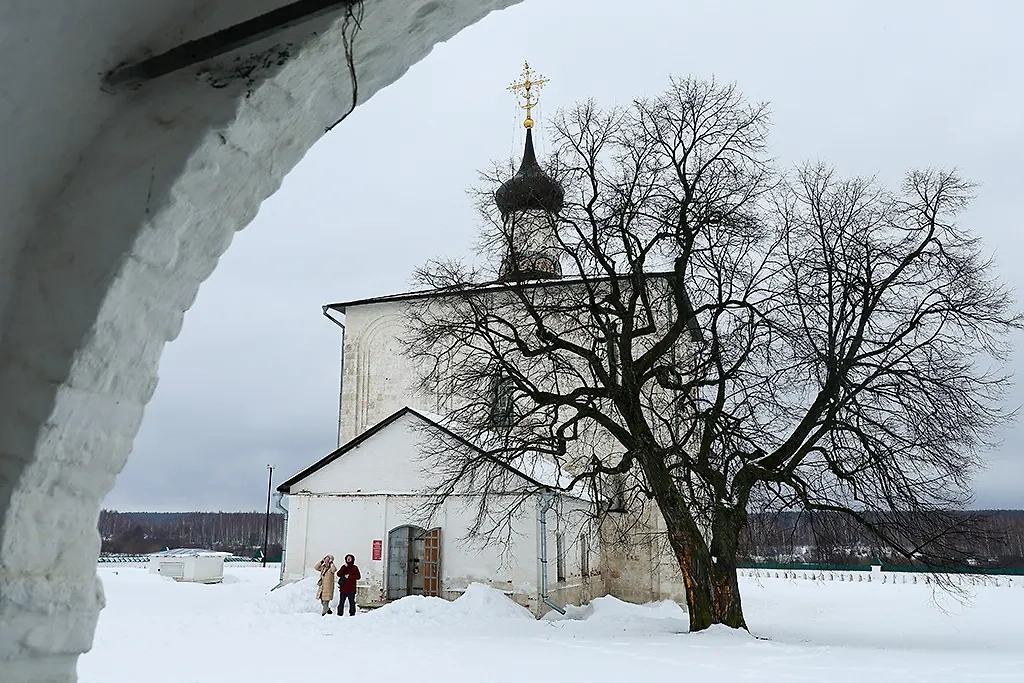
[556,532,566,583]
[606,320,620,383]
[489,373,516,427]
[580,534,590,577]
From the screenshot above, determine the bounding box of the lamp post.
[262,464,274,568]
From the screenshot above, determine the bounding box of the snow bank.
[544,595,689,634]
[259,579,534,623]
[550,594,686,622]
[365,582,534,625]
[81,567,1024,683]
[452,582,536,620]
[259,576,323,615]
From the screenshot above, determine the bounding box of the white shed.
[147,549,230,583]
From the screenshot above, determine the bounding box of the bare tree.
[403,78,1020,631]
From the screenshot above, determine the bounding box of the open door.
[422,527,441,597]
[387,525,442,600]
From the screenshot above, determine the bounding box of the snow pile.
[365,594,449,619]
[366,582,534,625]
[259,576,323,614]
[257,578,533,622]
[546,595,689,633]
[452,582,536,620]
[552,595,685,622]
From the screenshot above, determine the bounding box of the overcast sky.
[103,0,1024,512]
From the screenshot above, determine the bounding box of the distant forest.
[739,510,1024,568]
[99,508,1024,568]
[99,510,284,559]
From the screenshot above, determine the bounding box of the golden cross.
[508,61,549,129]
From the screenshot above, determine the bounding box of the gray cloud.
[104,0,1024,511]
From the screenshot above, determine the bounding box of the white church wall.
[434,495,542,607]
[297,412,431,494]
[282,495,310,581]
[281,411,580,611]
[285,494,389,595]
[541,494,600,609]
[283,492,550,610]
[340,303,434,442]
[649,505,688,602]
[599,500,689,605]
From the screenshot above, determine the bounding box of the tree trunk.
[664,503,747,632]
[708,504,747,630]
[640,454,748,632]
[674,530,716,632]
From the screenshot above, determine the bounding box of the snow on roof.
[148,549,231,558]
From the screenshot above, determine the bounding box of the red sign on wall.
[372,539,383,561]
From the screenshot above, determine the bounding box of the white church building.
[277,406,596,613]
[278,92,691,613]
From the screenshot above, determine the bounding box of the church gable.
[278,408,438,495]
[279,405,574,498]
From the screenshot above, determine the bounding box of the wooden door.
[422,527,442,597]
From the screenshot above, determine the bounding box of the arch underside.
[0,1,521,680]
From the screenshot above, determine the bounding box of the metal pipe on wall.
[538,491,565,615]
[262,464,274,567]
[272,492,289,587]
[322,306,346,447]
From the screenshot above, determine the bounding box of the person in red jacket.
[336,554,361,616]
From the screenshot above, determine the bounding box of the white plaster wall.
[649,507,688,603]
[600,500,688,605]
[0,2,522,680]
[283,494,312,579]
[280,412,599,612]
[440,495,540,600]
[284,493,544,607]
[340,302,436,441]
[297,412,434,494]
[541,494,599,608]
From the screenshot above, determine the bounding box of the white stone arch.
[0,2,520,679]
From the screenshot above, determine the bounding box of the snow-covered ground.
[79,567,1024,682]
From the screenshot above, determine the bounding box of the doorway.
[387,525,442,600]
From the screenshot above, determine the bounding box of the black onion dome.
[494,128,564,217]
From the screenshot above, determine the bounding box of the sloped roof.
[323,271,703,343]
[277,406,575,495]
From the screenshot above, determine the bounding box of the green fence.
[880,564,1024,576]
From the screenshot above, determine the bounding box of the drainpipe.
[271,491,289,589]
[322,305,346,448]
[538,491,565,615]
